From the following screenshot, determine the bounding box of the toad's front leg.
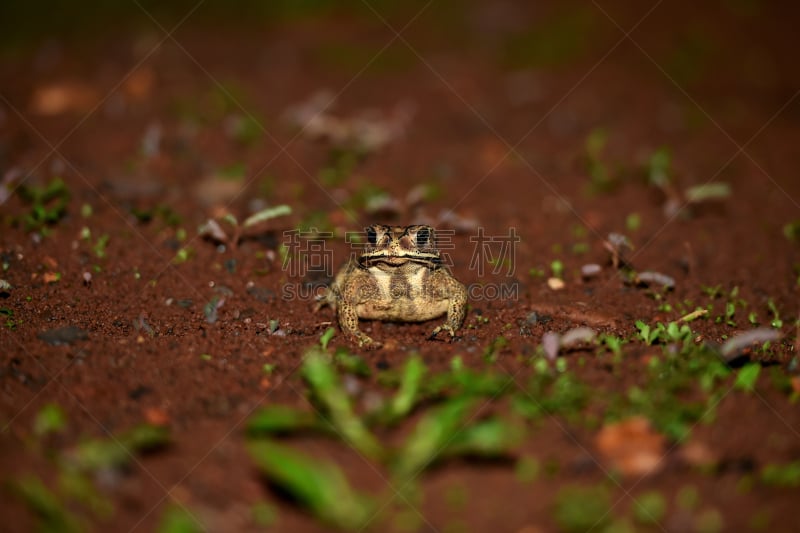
[337,301,378,347]
[429,277,468,340]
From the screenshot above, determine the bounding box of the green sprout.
[16,177,71,233]
[584,128,617,193]
[550,260,565,279]
[197,204,292,249]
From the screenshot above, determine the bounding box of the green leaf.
[553,485,612,533]
[442,417,523,458]
[156,504,204,533]
[648,147,672,188]
[784,220,800,242]
[388,354,426,422]
[242,204,292,228]
[734,363,761,392]
[11,475,82,533]
[247,440,373,530]
[760,461,800,487]
[58,469,113,519]
[635,320,653,345]
[632,490,667,525]
[222,213,238,227]
[334,349,371,377]
[392,396,475,481]
[302,350,383,460]
[33,403,67,437]
[319,327,336,350]
[685,182,731,203]
[68,424,169,472]
[246,406,321,436]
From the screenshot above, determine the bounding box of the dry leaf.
[123,67,156,100]
[595,416,665,476]
[144,407,170,427]
[30,81,99,115]
[679,439,718,468]
[43,272,60,284]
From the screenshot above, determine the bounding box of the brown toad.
[319,224,467,347]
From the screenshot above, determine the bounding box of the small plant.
[632,490,667,525]
[766,299,783,328]
[760,461,800,487]
[16,177,71,233]
[584,128,618,194]
[782,220,800,242]
[635,320,660,345]
[2,307,17,330]
[599,333,626,357]
[626,212,641,231]
[319,327,336,350]
[550,259,565,279]
[92,234,110,259]
[733,363,761,392]
[646,147,730,217]
[198,204,291,249]
[553,485,612,532]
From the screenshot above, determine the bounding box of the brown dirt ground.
[1,1,800,532]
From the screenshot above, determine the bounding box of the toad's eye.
[416,227,430,248]
[366,226,377,246]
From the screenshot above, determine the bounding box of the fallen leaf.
[123,67,155,100]
[595,416,665,476]
[143,407,170,427]
[679,439,718,468]
[30,81,99,115]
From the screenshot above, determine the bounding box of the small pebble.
[636,271,676,289]
[542,331,560,360]
[581,263,602,279]
[547,277,565,290]
[342,375,362,397]
[720,328,781,360]
[560,327,596,347]
[37,325,89,346]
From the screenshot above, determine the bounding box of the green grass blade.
[388,354,426,422]
[246,405,322,436]
[302,349,383,460]
[242,204,292,228]
[69,424,169,472]
[442,417,523,458]
[392,396,475,481]
[247,440,373,530]
[156,504,204,533]
[11,475,82,533]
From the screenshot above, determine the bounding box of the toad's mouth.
[359,255,439,267]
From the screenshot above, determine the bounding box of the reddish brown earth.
[1,1,799,532]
